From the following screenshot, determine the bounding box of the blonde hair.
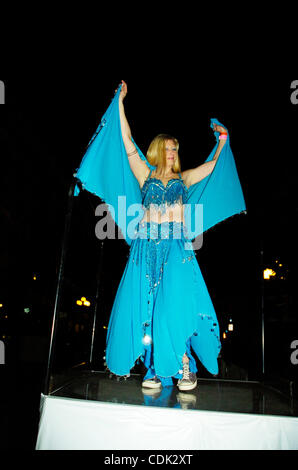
[146,134,181,173]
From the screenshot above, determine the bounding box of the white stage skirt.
[36,394,298,450]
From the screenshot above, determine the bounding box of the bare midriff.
[140,203,185,224]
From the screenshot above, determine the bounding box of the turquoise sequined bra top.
[141,170,187,214]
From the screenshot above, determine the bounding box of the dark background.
[0,74,297,449]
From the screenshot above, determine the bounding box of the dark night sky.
[1,19,297,452]
[0,73,297,376]
[2,74,296,261]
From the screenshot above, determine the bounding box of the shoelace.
[182,362,190,380]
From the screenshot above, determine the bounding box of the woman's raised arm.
[118,81,149,187]
[181,124,228,188]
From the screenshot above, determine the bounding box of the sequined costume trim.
[141,173,187,215]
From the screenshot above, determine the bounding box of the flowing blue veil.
[74,86,246,245]
[184,118,246,243]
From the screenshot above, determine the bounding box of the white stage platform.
[35,372,298,450]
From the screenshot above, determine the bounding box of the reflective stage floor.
[49,370,298,417]
[35,370,298,449]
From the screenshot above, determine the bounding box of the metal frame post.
[43,177,79,395]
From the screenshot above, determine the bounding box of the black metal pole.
[260,243,265,376]
[43,177,80,395]
[89,240,104,366]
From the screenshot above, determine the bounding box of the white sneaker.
[142,376,162,389]
[177,363,197,391]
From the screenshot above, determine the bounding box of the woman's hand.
[116,80,128,101]
[213,123,228,134]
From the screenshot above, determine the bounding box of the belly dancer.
[74,81,246,392]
